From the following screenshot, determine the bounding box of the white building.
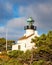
[12,17,39,52]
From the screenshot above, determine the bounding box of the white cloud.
[19,3,52,29]
[7,17,27,29]
[5,2,13,12]
[0,26,6,33]
[19,3,52,17]
[1,17,26,40]
[0,26,6,38]
[0,17,27,40]
[19,6,25,16]
[0,2,52,40]
[37,4,52,14]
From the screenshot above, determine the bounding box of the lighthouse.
[12,17,39,52]
[24,17,37,36]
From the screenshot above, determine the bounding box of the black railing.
[24,25,37,30]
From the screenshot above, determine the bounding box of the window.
[18,45,21,50]
[25,44,26,48]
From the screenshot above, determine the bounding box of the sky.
[0,0,52,40]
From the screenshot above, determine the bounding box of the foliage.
[0,31,52,65]
[31,31,52,63]
[0,38,15,51]
[32,60,44,65]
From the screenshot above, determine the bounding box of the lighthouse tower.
[12,17,39,51]
[24,17,37,36]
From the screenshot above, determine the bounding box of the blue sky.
[0,0,52,40]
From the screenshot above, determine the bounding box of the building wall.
[25,29,34,36]
[12,30,39,52]
[12,34,36,52]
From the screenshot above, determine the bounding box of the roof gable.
[18,34,34,40]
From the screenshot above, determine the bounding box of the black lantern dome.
[24,17,37,30]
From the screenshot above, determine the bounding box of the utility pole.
[6,29,8,51]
